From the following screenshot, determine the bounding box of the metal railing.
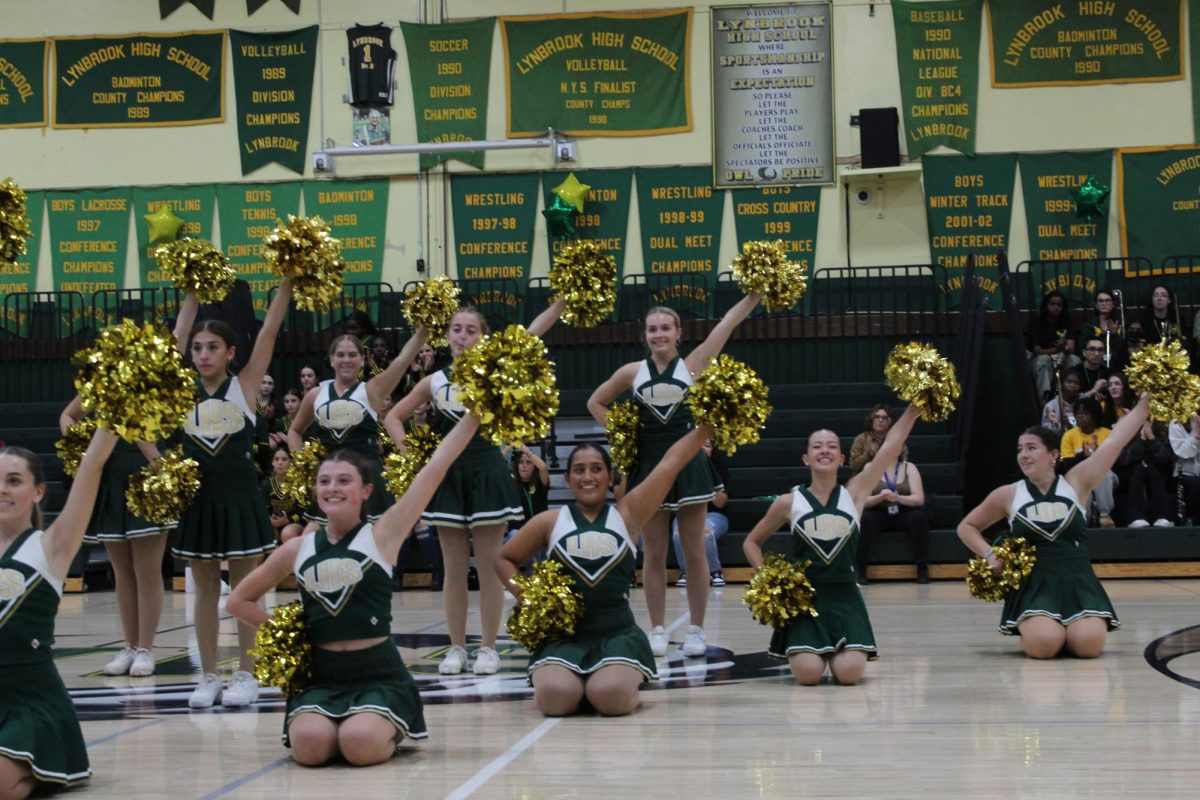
[91,287,185,330]
[0,292,89,402]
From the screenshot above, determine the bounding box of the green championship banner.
[1018,151,1112,262]
[922,153,1018,304]
[985,0,1183,87]
[0,39,49,127]
[635,165,725,318]
[53,31,224,127]
[1117,145,1200,271]
[1,190,43,335]
[732,186,821,310]
[215,182,300,315]
[542,168,633,278]
[891,0,982,158]
[500,9,692,137]
[1192,0,1200,141]
[450,172,540,322]
[46,188,131,331]
[230,26,318,175]
[303,178,388,284]
[132,185,215,288]
[399,18,494,170]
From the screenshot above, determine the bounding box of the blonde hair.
[644,306,681,329]
[327,334,365,358]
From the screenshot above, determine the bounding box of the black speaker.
[852,107,900,169]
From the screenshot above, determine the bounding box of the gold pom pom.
[124,445,200,524]
[884,342,960,422]
[451,324,560,446]
[263,215,345,311]
[282,441,326,507]
[250,602,312,698]
[73,319,197,443]
[402,276,460,348]
[154,238,236,303]
[382,424,443,498]
[1125,339,1200,423]
[605,400,641,475]
[549,240,617,327]
[685,354,772,455]
[0,178,34,266]
[730,239,808,312]
[966,537,1037,602]
[55,418,98,478]
[743,554,819,628]
[505,560,585,651]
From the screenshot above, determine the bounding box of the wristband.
[983,548,995,560]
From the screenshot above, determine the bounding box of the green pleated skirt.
[0,660,90,789]
[284,640,427,747]
[999,551,1119,635]
[627,441,720,512]
[173,467,275,561]
[85,443,173,542]
[528,604,657,683]
[768,581,879,660]
[421,446,523,529]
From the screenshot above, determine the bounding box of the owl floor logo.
[1144,624,1200,689]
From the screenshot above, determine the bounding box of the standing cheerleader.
[743,406,919,685]
[0,429,117,798]
[171,280,292,708]
[227,413,484,766]
[383,300,565,675]
[59,397,170,678]
[497,425,712,717]
[587,293,761,657]
[958,393,1150,658]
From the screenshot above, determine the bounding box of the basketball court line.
[442,718,561,800]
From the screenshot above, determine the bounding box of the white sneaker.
[648,626,668,657]
[102,647,136,676]
[188,673,223,708]
[222,671,260,707]
[473,646,500,675]
[439,645,468,675]
[682,625,707,658]
[1129,519,1150,528]
[129,647,156,677]
[1153,518,1175,527]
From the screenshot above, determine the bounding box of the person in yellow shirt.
[1059,397,1117,527]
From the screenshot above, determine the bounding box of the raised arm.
[1068,392,1150,497]
[741,492,792,570]
[366,326,429,411]
[618,425,711,530]
[237,278,293,398]
[44,428,118,578]
[285,385,318,453]
[520,445,550,487]
[59,395,85,434]
[957,484,1014,570]
[586,361,638,427]
[848,406,919,507]
[226,537,303,628]
[527,297,567,338]
[382,373,435,446]
[495,510,557,595]
[683,292,762,374]
[173,293,200,355]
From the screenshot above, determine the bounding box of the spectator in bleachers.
[1140,284,1184,346]
[1083,290,1124,368]
[512,445,551,524]
[857,452,930,584]
[849,405,908,475]
[1116,419,1173,528]
[261,442,303,543]
[1168,413,1200,524]
[1101,371,1135,428]
[1077,335,1111,399]
[1028,290,1080,401]
[1041,368,1084,433]
[1059,397,1117,527]
[672,439,729,588]
[272,387,303,444]
[298,363,319,394]
[400,342,436,398]
[365,333,393,380]
[341,309,377,345]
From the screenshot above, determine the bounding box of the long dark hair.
[0,446,45,530]
[1036,290,1070,325]
[318,449,373,520]
[565,442,613,489]
[1021,426,1061,453]
[187,319,240,373]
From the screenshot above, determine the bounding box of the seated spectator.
[261,442,303,543]
[366,333,393,379]
[1076,335,1111,400]
[1115,420,1174,528]
[341,309,377,344]
[1041,368,1084,434]
[1083,290,1125,369]
[850,405,909,475]
[1168,413,1200,524]
[1028,290,1081,401]
[1101,371,1135,429]
[1140,284,1184,346]
[858,453,930,585]
[1059,397,1117,527]
[298,363,319,394]
[672,439,730,588]
[400,342,436,398]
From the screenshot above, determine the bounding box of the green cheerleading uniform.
[174,376,275,561]
[0,529,90,789]
[261,475,302,527]
[999,477,1118,635]
[768,485,878,661]
[627,357,720,511]
[84,438,174,543]
[284,522,426,746]
[528,505,657,682]
[421,368,523,529]
[305,379,392,524]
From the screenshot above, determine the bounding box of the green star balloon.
[1071,176,1110,220]
[542,195,578,240]
[144,205,185,244]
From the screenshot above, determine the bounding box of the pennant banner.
[132,185,215,289]
[0,39,49,127]
[215,182,301,315]
[46,188,131,331]
[399,18,495,170]
[1018,151,1112,263]
[160,0,215,19]
[230,26,319,175]
[247,0,301,13]
[1117,145,1200,272]
[1,190,43,335]
[731,185,821,311]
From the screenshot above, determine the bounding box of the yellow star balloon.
[551,173,591,213]
[144,205,184,244]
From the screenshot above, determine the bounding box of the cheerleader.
[743,406,919,685]
[226,412,483,766]
[171,280,292,709]
[286,327,431,525]
[586,293,761,657]
[497,425,712,717]
[59,397,170,678]
[382,300,566,675]
[958,393,1150,659]
[0,429,117,798]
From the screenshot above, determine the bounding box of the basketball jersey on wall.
[347,23,396,107]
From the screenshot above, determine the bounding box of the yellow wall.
[3,0,1191,292]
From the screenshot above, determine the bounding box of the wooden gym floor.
[52,578,1200,798]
